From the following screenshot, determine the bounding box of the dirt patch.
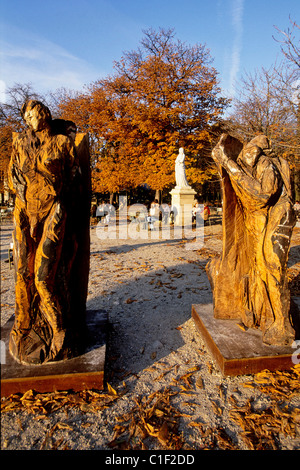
[1,221,300,450]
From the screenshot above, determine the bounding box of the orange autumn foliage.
[59,28,228,194]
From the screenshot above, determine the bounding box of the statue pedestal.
[1,310,108,397]
[170,187,196,226]
[191,304,296,376]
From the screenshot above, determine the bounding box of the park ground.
[1,218,300,451]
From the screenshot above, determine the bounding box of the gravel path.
[1,218,300,451]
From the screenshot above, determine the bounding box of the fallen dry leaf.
[125,297,136,304]
[108,387,183,450]
[195,376,204,389]
[107,383,118,396]
[211,401,222,416]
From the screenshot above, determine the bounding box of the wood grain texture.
[192,304,295,376]
[1,310,107,396]
[207,134,297,346]
[7,101,91,364]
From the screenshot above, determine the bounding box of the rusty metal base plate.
[1,310,108,397]
[192,304,296,376]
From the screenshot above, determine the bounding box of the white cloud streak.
[228,0,244,97]
[0,24,100,101]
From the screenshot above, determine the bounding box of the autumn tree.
[229,18,300,199]
[59,28,228,199]
[274,17,300,69]
[229,65,298,140]
[274,17,300,199]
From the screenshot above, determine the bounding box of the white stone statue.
[175,148,191,188]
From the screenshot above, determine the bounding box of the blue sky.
[0,0,299,103]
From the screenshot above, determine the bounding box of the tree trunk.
[155,189,162,204]
[109,192,115,205]
[294,170,300,201]
[295,103,300,201]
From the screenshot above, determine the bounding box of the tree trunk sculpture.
[8,100,91,364]
[206,133,296,346]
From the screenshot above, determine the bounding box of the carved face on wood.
[239,144,262,168]
[22,100,51,132]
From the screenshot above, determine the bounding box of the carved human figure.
[8,100,90,364]
[175,148,191,188]
[207,134,296,346]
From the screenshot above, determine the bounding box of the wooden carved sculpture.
[8,100,90,364]
[206,134,296,346]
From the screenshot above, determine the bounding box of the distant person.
[160,203,171,224]
[148,199,160,230]
[192,200,201,223]
[149,199,160,218]
[294,200,300,219]
[201,203,210,224]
